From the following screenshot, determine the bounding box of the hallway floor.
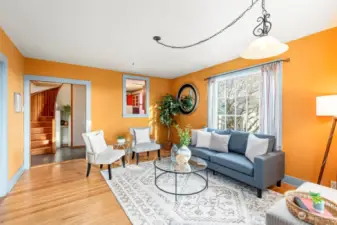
[31,147,86,166]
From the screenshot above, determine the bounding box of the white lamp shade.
[316,95,337,116]
[241,36,289,59]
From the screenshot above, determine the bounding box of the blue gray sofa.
[189,128,285,198]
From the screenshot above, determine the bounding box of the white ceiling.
[0,0,336,79]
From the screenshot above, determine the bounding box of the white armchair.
[129,127,161,165]
[82,130,125,180]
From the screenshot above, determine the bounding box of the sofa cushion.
[189,145,218,161]
[254,134,276,153]
[228,131,276,154]
[228,131,249,155]
[211,152,254,176]
[209,132,230,153]
[206,128,231,135]
[196,130,212,149]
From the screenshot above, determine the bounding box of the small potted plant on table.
[117,136,126,145]
[175,125,191,164]
[310,192,325,213]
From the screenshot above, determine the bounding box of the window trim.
[122,74,150,118]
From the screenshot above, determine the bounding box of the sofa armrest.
[254,151,285,189]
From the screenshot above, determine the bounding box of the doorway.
[24,75,91,169]
[0,53,8,196]
[29,81,87,166]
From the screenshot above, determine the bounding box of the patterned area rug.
[101,159,283,225]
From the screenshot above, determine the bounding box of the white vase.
[171,144,179,162]
[176,145,191,162]
[117,139,125,145]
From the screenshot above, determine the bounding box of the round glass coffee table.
[154,156,208,201]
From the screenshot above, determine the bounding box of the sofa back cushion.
[228,131,276,155]
[206,128,230,135]
[228,131,249,155]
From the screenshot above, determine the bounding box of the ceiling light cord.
[153,0,261,49]
[253,0,272,37]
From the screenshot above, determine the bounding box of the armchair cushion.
[88,132,107,154]
[134,128,151,144]
[132,142,160,153]
[95,148,125,164]
[211,152,254,176]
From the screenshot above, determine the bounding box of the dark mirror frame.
[177,83,199,115]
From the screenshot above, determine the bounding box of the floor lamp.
[316,95,337,184]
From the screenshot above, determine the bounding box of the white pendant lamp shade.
[241,36,289,59]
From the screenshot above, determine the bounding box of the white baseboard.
[7,165,25,194]
[283,175,306,187]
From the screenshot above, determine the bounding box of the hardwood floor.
[0,150,295,225]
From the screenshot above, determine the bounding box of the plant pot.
[313,200,325,213]
[117,139,125,145]
[163,141,173,150]
[176,145,191,163]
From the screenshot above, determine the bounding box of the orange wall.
[0,28,25,180]
[24,58,172,144]
[172,27,337,186]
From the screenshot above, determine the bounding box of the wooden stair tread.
[31,144,52,150]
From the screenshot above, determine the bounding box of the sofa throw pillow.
[88,132,107,154]
[196,130,211,149]
[134,128,151,144]
[245,134,269,163]
[191,128,206,146]
[209,132,230,152]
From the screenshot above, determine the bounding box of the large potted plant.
[158,94,180,150]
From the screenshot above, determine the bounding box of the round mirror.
[177,84,199,115]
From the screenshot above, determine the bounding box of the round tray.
[285,191,337,225]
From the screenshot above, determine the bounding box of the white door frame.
[0,53,9,197]
[24,75,91,169]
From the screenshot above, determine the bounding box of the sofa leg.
[136,153,139,165]
[86,163,91,177]
[276,180,282,187]
[257,188,262,198]
[213,170,217,175]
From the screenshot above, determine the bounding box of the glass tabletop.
[154,156,208,174]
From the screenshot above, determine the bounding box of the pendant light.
[152,0,288,60]
[240,0,288,59]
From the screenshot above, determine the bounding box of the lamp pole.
[317,117,337,184]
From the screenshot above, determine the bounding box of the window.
[208,62,283,150]
[209,68,262,132]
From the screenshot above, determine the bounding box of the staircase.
[30,86,61,155]
[31,116,54,155]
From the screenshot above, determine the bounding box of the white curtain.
[260,62,282,151]
[207,77,217,128]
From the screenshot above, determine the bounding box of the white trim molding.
[122,74,150,118]
[0,53,9,197]
[7,166,25,193]
[283,175,306,187]
[24,75,92,169]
